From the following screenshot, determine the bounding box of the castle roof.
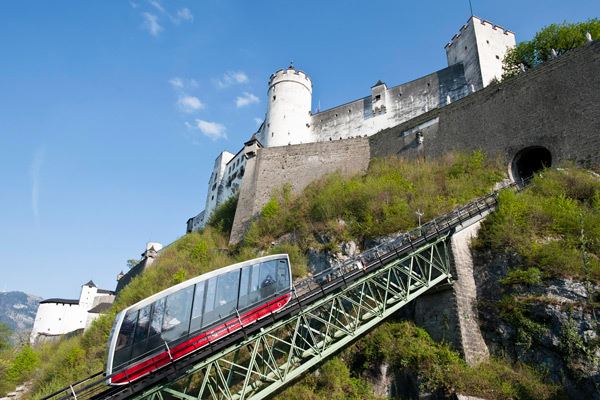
[97,288,115,295]
[40,298,79,305]
[83,280,96,288]
[88,303,112,314]
[371,79,386,88]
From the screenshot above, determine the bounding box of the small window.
[374,95,381,101]
[464,46,468,50]
[495,55,500,59]
[273,95,276,101]
[486,40,490,44]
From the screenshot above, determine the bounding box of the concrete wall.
[230,137,370,244]
[370,40,600,169]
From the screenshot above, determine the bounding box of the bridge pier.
[414,221,489,365]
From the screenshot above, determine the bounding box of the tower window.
[495,55,500,59]
[464,46,468,50]
[273,95,276,101]
[486,40,490,44]
[375,95,381,101]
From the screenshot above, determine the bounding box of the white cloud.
[169,77,198,90]
[142,12,162,36]
[176,8,193,22]
[169,77,184,89]
[216,71,248,88]
[149,0,165,13]
[30,147,45,224]
[177,95,205,113]
[236,92,259,108]
[254,117,263,126]
[186,120,227,141]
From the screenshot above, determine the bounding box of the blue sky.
[1,1,598,299]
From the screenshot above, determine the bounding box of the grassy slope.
[19,152,564,399]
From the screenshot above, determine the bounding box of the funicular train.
[106,254,292,385]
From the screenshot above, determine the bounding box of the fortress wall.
[370,40,600,168]
[310,64,470,142]
[230,137,370,244]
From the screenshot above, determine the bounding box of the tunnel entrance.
[511,146,552,183]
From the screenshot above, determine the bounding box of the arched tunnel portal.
[511,146,552,183]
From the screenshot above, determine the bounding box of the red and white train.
[105,254,292,385]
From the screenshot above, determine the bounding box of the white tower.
[263,65,313,147]
[445,16,516,90]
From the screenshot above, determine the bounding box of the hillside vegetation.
[7,152,568,399]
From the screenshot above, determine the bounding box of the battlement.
[268,66,312,90]
[445,16,514,49]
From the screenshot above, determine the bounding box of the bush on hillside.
[243,151,504,250]
[476,168,600,283]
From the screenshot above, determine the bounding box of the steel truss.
[133,235,451,400]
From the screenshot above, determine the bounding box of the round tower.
[263,65,312,147]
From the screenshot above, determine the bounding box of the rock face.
[473,250,600,399]
[0,291,41,334]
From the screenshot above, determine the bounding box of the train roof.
[120,254,290,315]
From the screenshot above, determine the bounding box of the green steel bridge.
[43,184,512,400]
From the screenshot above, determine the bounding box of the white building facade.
[187,16,515,233]
[30,280,115,344]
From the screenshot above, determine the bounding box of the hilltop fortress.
[187,16,516,233]
[187,15,600,246]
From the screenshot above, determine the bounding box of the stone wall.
[230,137,370,244]
[370,40,600,169]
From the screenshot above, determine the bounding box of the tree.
[0,323,11,352]
[127,259,141,269]
[502,19,600,79]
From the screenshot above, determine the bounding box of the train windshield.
[111,256,291,371]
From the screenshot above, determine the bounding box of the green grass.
[476,167,600,283]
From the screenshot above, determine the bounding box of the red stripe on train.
[111,293,291,384]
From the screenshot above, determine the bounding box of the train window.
[114,310,138,367]
[190,282,206,332]
[204,277,218,315]
[202,270,240,328]
[116,310,137,351]
[150,298,166,337]
[133,305,151,344]
[215,270,240,314]
[259,260,278,299]
[277,259,290,291]
[238,264,261,310]
[162,286,194,342]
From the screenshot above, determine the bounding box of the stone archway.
[511,146,552,183]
